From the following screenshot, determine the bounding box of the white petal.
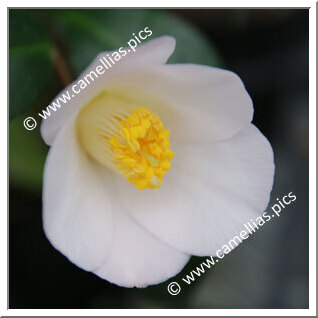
[41,36,176,146]
[94,205,190,288]
[114,124,274,256]
[42,117,113,271]
[106,64,253,142]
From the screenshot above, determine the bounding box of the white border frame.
[3,1,316,316]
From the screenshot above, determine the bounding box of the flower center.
[76,91,174,190]
[109,107,174,189]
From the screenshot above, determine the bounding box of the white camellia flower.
[41,36,274,288]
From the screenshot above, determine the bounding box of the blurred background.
[9,9,309,309]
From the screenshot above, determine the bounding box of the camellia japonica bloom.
[41,36,274,287]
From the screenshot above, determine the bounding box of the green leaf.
[49,9,223,75]
[9,116,48,193]
[9,9,53,118]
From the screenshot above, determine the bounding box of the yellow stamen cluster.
[109,107,174,190]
